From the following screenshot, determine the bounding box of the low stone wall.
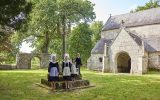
[0,64,16,70]
[41,79,90,89]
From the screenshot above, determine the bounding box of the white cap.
[64,53,69,58]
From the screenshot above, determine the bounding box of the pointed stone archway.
[116,52,131,73]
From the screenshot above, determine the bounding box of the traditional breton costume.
[75,57,82,75]
[48,62,59,82]
[71,63,78,79]
[62,61,72,81]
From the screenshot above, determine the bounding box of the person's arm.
[80,58,82,66]
[69,62,72,72]
[57,62,60,73]
[62,62,64,72]
[75,58,77,63]
[48,62,51,73]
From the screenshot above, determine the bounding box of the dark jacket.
[75,57,82,65]
[48,62,59,73]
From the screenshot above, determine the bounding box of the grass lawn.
[0,68,160,100]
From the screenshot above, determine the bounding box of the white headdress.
[50,54,56,62]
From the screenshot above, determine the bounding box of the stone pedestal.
[41,79,90,90]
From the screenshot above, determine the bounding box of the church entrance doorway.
[117,52,131,73]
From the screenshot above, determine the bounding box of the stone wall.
[148,52,160,69]
[101,29,120,40]
[0,64,16,70]
[87,54,103,71]
[129,24,160,38]
[16,53,50,69]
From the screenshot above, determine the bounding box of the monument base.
[41,79,91,90]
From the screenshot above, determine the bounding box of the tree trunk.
[62,15,66,60]
[42,31,49,53]
[62,34,65,60]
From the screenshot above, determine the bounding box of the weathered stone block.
[41,79,90,89]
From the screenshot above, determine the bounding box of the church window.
[99,57,103,62]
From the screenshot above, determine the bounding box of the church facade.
[87,7,160,74]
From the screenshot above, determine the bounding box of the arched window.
[99,57,103,62]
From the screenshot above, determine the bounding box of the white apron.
[63,62,71,76]
[50,67,59,77]
[71,64,78,75]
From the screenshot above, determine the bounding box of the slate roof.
[126,30,159,52]
[127,31,157,52]
[128,32,142,46]
[102,7,160,31]
[91,38,112,54]
[144,36,160,52]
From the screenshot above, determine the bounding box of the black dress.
[48,62,59,82]
[75,57,82,75]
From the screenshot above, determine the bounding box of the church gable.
[111,28,142,54]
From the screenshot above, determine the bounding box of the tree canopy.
[0,0,32,30]
[0,0,32,63]
[69,23,93,63]
[90,21,103,46]
[22,0,95,58]
[131,0,160,12]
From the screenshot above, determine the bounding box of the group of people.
[48,53,82,90]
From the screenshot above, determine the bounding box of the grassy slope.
[0,68,160,100]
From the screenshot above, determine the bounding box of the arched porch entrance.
[117,52,131,73]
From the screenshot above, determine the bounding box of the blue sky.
[20,0,150,53]
[89,0,150,22]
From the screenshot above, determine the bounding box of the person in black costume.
[48,55,59,91]
[75,53,82,76]
[62,55,72,89]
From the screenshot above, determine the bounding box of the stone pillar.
[40,53,50,68]
[137,56,148,74]
[142,56,148,74]
[102,43,110,72]
[141,35,148,74]
[16,53,31,69]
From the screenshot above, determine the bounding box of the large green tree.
[0,0,32,63]
[90,21,103,46]
[69,23,93,64]
[57,0,95,59]
[131,0,160,12]
[21,0,95,60]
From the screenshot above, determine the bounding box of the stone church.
[87,7,160,74]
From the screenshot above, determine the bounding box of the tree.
[26,0,58,54]
[22,0,95,60]
[68,23,93,64]
[57,0,95,59]
[0,0,32,63]
[90,21,103,46]
[131,0,160,12]
[0,0,32,29]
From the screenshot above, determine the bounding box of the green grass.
[0,68,160,100]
